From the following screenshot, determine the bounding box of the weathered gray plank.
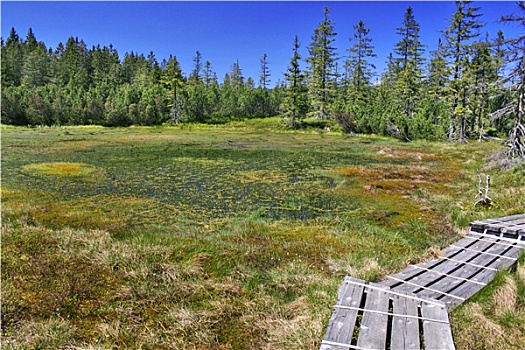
[356,283,390,350]
[385,237,496,291]
[462,234,525,250]
[391,293,420,350]
[419,238,510,299]
[486,220,525,234]
[446,243,523,303]
[485,214,525,223]
[471,214,525,234]
[321,277,365,349]
[391,242,487,295]
[432,239,524,308]
[441,236,481,253]
[446,238,500,257]
[381,264,431,288]
[421,302,455,350]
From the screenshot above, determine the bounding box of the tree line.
[1,1,524,157]
[1,29,282,126]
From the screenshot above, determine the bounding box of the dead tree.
[475,170,492,207]
[492,3,525,160]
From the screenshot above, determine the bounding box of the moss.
[2,123,521,349]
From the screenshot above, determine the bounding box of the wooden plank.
[483,214,525,223]
[489,217,525,227]
[356,283,390,350]
[442,236,481,253]
[391,234,523,301]
[381,264,426,288]
[423,240,508,293]
[485,221,525,235]
[390,292,420,350]
[399,241,490,293]
[446,237,500,256]
[386,237,497,292]
[411,265,486,286]
[421,302,455,350]
[446,244,523,303]
[462,234,525,249]
[470,215,525,233]
[321,277,365,350]
[472,214,525,237]
[501,222,525,234]
[410,237,521,304]
[387,253,472,294]
[434,242,524,308]
[468,232,525,247]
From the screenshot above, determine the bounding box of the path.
[321,214,525,350]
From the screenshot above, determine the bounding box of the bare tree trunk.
[508,56,525,158]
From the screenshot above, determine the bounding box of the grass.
[450,256,525,350]
[2,119,524,349]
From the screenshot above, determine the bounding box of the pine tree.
[259,53,271,89]
[306,6,338,119]
[443,0,483,142]
[393,6,425,118]
[344,20,376,108]
[282,35,309,127]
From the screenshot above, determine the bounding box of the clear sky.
[1,1,523,86]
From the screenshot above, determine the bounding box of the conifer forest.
[1,1,524,156]
[3,2,525,349]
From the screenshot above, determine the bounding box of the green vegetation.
[450,255,525,350]
[2,2,524,159]
[2,121,524,349]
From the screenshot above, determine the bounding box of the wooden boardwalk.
[321,214,525,350]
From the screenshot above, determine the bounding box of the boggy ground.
[2,119,524,349]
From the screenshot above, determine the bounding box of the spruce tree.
[203,60,216,87]
[443,0,483,142]
[160,55,184,123]
[306,6,338,119]
[230,60,244,88]
[259,53,271,89]
[393,6,425,118]
[1,28,24,87]
[190,50,203,83]
[466,37,498,138]
[344,20,376,108]
[282,35,309,127]
[22,44,50,87]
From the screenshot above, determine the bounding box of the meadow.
[2,118,525,349]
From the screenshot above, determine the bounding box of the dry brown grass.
[376,146,443,162]
[451,267,525,350]
[326,257,383,280]
[491,276,518,317]
[2,318,77,349]
[415,246,445,264]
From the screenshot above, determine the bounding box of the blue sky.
[1,1,523,86]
